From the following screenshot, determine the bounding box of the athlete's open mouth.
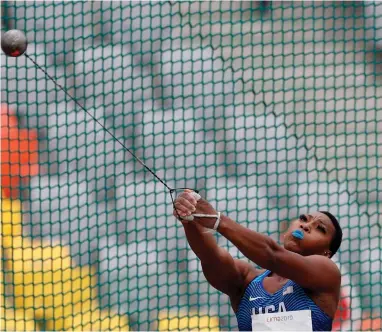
[291,229,304,240]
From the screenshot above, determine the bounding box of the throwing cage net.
[1,1,381,331]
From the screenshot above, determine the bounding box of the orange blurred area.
[1,104,39,199]
[360,317,382,331]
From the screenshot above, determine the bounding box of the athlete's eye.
[318,225,326,233]
[299,214,308,222]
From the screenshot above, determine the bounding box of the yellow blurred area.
[0,304,39,331]
[158,310,220,331]
[1,195,130,331]
[1,232,38,331]
[66,309,130,331]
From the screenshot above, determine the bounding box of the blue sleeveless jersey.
[235,270,333,331]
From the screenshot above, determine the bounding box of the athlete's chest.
[244,283,298,315]
[262,275,290,295]
[237,270,310,316]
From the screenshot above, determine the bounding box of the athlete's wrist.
[180,219,194,227]
[216,214,234,234]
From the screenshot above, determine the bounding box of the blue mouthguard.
[292,229,304,240]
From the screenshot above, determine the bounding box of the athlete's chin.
[283,238,303,254]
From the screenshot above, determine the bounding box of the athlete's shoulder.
[271,251,341,292]
[305,255,341,287]
[307,255,341,273]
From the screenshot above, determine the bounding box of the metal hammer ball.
[1,30,28,57]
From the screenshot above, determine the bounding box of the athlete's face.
[283,212,336,257]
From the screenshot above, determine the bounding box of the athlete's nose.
[300,223,310,233]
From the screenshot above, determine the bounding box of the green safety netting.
[1,1,381,331]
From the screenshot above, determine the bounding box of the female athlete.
[173,189,343,331]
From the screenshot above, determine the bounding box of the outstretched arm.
[180,194,340,293]
[217,214,340,292]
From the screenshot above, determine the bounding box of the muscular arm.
[182,221,257,298]
[217,215,341,292]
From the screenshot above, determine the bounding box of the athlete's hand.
[173,189,219,229]
[173,189,198,219]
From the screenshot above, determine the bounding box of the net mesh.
[1,1,382,331]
